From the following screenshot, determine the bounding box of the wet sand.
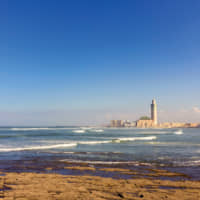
[0,164,200,200]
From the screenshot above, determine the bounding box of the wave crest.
[93,129,104,132]
[0,136,157,152]
[79,141,110,145]
[0,143,77,152]
[114,136,157,143]
[73,130,86,133]
[174,129,183,135]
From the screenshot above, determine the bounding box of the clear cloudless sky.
[0,0,200,126]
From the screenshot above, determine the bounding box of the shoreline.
[1,156,200,181]
[0,163,200,199]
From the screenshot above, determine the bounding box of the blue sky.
[0,0,200,125]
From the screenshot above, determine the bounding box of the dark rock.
[117,192,124,198]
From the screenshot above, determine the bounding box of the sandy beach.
[0,163,200,200]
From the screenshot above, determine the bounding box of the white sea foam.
[174,129,183,135]
[60,159,153,166]
[114,136,157,143]
[190,160,200,164]
[11,128,50,131]
[0,136,158,152]
[78,141,110,145]
[73,130,86,133]
[10,127,76,131]
[0,143,77,152]
[92,129,104,132]
[63,151,76,154]
[80,127,92,130]
[62,151,122,155]
[146,141,200,146]
[173,160,200,166]
[60,159,139,164]
[139,131,168,134]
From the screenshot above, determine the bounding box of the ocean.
[0,127,200,178]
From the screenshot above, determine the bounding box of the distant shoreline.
[106,126,200,128]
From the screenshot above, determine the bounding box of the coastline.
[1,127,200,199]
[0,160,200,199]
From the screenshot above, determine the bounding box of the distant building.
[123,120,131,127]
[157,122,200,128]
[136,119,154,128]
[110,120,124,127]
[108,99,200,129]
[151,99,157,125]
[136,99,158,128]
[131,121,136,127]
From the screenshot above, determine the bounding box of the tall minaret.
[151,99,157,125]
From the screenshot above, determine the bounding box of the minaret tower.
[151,99,157,125]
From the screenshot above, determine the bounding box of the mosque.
[110,99,200,128]
[136,99,157,128]
[110,99,158,128]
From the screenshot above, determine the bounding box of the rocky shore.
[0,163,200,200]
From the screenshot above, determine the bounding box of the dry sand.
[0,165,200,200]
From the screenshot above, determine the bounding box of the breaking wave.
[11,128,50,131]
[0,136,157,152]
[78,136,157,145]
[92,129,104,132]
[78,141,111,145]
[114,136,157,143]
[60,159,142,165]
[73,130,86,133]
[0,143,77,152]
[172,160,200,167]
[145,141,200,146]
[174,129,183,135]
[10,127,76,131]
[139,131,169,134]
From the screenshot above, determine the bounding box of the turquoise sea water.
[0,127,200,167]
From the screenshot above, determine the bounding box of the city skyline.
[0,0,200,125]
[0,98,200,126]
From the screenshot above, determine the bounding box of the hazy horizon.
[0,105,200,126]
[1,0,200,126]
